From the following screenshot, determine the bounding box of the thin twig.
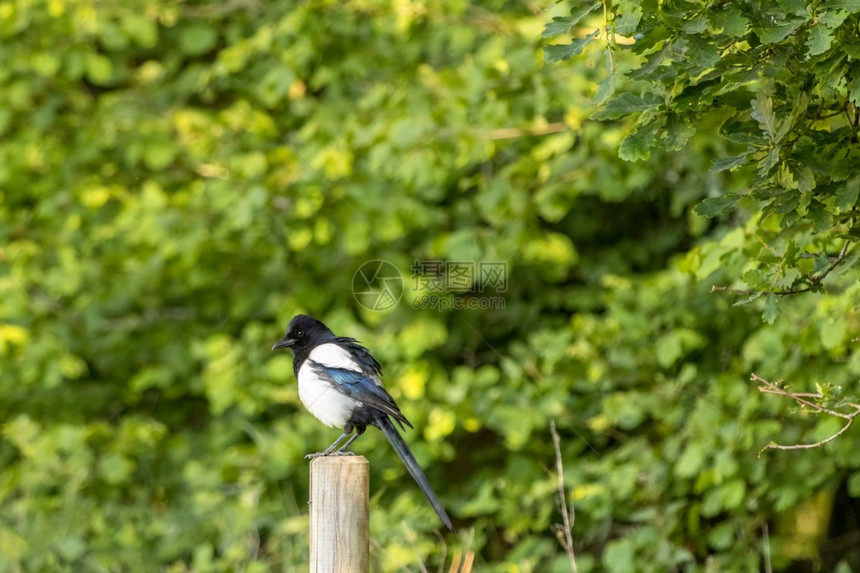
[446,528,475,573]
[550,421,577,573]
[763,523,772,573]
[811,241,851,283]
[602,0,616,72]
[479,122,567,140]
[753,374,859,419]
[756,387,856,419]
[447,551,475,573]
[711,285,758,296]
[402,521,429,573]
[752,373,860,454]
[711,241,852,297]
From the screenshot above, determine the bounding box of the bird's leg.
[305,432,352,458]
[335,425,366,454]
[305,424,357,459]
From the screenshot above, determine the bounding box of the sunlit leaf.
[543,29,600,63]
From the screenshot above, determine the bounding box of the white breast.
[297,343,361,428]
[308,343,361,370]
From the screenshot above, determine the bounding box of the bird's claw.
[304,451,355,459]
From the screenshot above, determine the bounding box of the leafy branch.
[752,373,860,456]
[543,0,860,323]
[711,241,853,297]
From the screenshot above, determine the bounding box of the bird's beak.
[271,337,295,351]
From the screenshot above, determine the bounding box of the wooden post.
[309,456,369,573]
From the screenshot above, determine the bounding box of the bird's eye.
[295,330,304,338]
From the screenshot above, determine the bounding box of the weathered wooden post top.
[309,456,370,573]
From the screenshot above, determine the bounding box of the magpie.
[271,314,454,532]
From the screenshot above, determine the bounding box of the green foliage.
[544,0,859,314]
[0,0,858,572]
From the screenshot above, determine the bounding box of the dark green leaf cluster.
[544,0,859,311]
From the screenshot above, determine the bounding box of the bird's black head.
[271,314,335,353]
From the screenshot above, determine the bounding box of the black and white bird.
[271,314,454,531]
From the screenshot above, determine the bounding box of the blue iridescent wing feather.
[309,361,412,429]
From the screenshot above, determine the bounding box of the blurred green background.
[1,0,858,571]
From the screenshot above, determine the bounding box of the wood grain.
[310,456,369,573]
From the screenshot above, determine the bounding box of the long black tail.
[377,416,455,531]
